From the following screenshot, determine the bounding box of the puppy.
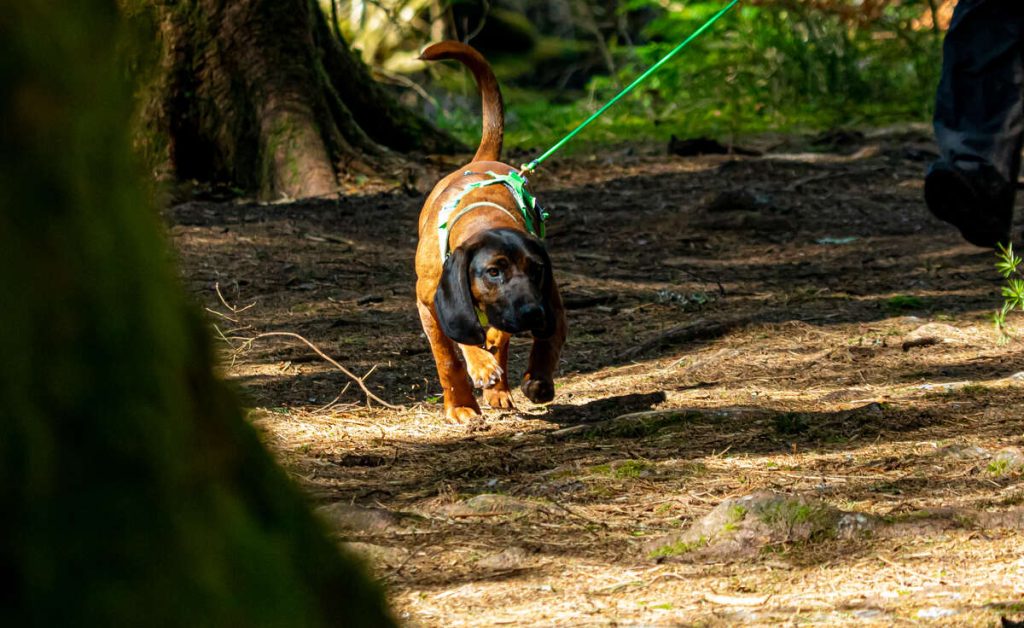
[415,41,567,422]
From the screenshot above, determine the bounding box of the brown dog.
[415,41,567,422]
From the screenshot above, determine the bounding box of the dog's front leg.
[522,297,567,404]
[462,328,514,409]
[417,302,481,422]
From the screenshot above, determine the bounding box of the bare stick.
[208,284,395,409]
[215,282,255,315]
[313,382,351,414]
[244,332,400,410]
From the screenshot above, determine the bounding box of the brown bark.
[145,0,463,199]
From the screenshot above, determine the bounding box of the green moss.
[591,459,655,479]
[722,504,749,532]
[756,499,836,540]
[885,295,925,313]
[614,460,654,479]
[947,384,990,399]
[648,535,708,559]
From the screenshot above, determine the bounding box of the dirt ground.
[170,125,1024,626]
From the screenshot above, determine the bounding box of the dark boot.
[924,160,1013,248]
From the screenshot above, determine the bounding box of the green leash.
[520,0,741,174]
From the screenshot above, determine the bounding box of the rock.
[936,444,991,461]
[988,447,1024,476]
[440,494,549,518]
[341,542,409,570]
[916,607,958,620]
[316,503,423,533]
[902,323,968,351]
[645,492,879,563]
[475,546,530,571]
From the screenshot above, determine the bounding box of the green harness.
[437,170,548,262]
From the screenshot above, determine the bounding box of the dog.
[415,41,567,422]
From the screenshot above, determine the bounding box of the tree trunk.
[144,0,463,199]
[0,3,394,625]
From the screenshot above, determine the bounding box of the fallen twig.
[235,332,400,410]
[207,283,398,410]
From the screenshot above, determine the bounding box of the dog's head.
[434,228,556,346]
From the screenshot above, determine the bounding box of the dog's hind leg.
[418,302,481,422]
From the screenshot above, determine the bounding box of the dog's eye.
[486,267,501,278]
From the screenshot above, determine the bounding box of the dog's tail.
[420,41,503,163]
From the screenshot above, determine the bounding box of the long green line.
[520,0,741,173]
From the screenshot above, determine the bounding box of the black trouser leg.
[926,0,1024,246]
[934,0,1024,185]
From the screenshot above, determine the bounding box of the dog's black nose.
[519,304,544,328]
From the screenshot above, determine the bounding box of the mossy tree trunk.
[0,2,394,625]
[144,0,462,199]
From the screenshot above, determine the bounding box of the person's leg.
[927,0,1024,247]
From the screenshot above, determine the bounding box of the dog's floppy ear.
[532,243,559,340]
[434,246,487,346]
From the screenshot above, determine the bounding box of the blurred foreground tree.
[135,0,463,199]
[0,2,395,625]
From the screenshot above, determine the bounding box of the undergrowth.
[429,2,941,152]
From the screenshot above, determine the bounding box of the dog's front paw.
[483,387,515,410]
[466,350,503,389]
[446,405,482,423]
[521,376,555,404]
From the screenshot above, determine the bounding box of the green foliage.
[987,458,1011,477]
[722,504,748,532]
[434,2,941,153]
[885,294,925,313]
[994,243,1024,343]
[756,499,837,540]
[648,535,709,559]
[593,459,655,479]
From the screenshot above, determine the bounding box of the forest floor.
[171,125,1024,626]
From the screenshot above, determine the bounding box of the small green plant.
[988,458,1011,477]
[994,243,1024,343]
